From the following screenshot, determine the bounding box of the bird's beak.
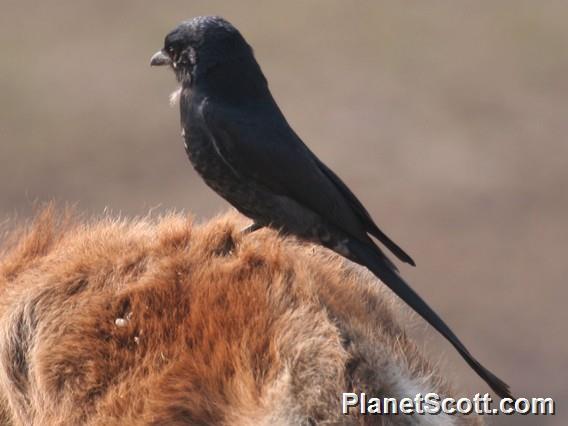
[150,50,172,66]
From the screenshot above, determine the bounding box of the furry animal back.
[0,207,482,425]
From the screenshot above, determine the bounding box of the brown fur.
[0,206,482,425]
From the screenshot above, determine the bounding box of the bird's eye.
[165,46,177,59]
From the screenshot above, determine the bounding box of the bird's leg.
[241,222,264,235]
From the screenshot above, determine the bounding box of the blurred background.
[1,1,566,423]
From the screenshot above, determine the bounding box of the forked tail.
[346,238,513,399]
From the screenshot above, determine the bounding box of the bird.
[150,15,512,399]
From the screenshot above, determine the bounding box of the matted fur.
[0,207,482,425]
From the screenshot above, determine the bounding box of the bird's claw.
[241,222,263,235]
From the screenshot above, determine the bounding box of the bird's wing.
[199,99,369,242]
[200,98,414,265]
[314,158,415,266]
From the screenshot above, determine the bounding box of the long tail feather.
[347,238,513,399]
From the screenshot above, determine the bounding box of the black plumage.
[151,16,512,399]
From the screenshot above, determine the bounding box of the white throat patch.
[169,87,182,106]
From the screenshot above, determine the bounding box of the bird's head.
[150,16,255,86]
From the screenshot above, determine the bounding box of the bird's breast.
[179,94,267,218]
[181,123,236,192]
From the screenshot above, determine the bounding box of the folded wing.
[199,98,414,265]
